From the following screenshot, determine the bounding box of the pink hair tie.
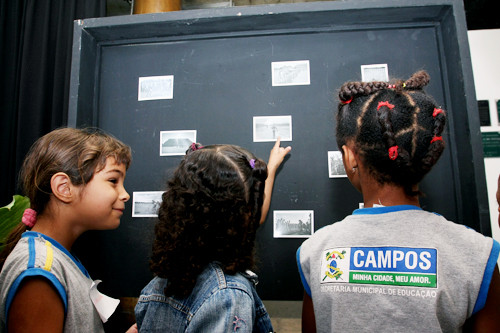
[190,143,204,151]
[249,159,256,169]
[388,146,399,160]
[22,208,37,228]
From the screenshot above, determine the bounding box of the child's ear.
[342,144,358,171]
[51,172,75,203]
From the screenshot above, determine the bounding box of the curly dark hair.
[150,144,268,298]
[336,70,446,196]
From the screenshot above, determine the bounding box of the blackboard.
[69,0,487,301]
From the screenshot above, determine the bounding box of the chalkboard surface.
[69,0,487,301]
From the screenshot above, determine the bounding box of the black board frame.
[68,0,488,300]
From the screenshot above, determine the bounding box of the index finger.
[273,136,282,149]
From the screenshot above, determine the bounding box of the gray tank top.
[0,232,104,332]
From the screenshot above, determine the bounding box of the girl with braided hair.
[297,71,500,332]
[135,139,290,332]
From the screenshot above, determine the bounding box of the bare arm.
[260,137,291,224]
[302,291,316,333]
[8,277,65,332]
[125,323,138,333]
[464,264,500,332]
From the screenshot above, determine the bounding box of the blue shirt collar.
[353,204,422,215]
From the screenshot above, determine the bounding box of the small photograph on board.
[272,60,310,86]
[138,75,174,101]
[361,64,389,82]
[253,116,292,142]
[274,210,314,238]
[328,151,347,178]
[160,130,196,156]
[132,191,164,217]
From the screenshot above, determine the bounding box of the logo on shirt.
[320,247,437,288]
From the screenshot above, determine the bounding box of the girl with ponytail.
[0,127,134,332]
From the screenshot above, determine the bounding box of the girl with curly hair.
[135,139,290,332]
[297,71,500,332]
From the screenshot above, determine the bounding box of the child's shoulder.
[202,262,254,292]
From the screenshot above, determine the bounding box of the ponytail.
[0,197,32,270]
[1,127,131,271]
[0,224,28,270]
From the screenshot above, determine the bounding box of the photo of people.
[273,210,314,238]
[328,151,347,178]
[253,116,292,142]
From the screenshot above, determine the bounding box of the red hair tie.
[388,146,399,160]
[341,97,353,105]
[430,136,443,144]
[377,101,395,110]
[433,108,444,117]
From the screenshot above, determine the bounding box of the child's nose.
[121,187,130,202]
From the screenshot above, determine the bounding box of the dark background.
[66,0,490,306]
[0,1,497,331]
[1,0,498,208]
[0,4,497,329]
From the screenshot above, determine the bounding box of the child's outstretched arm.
[260,137,291,224]
[8,277,64,332]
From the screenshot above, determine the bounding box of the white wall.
[468,29,500,266]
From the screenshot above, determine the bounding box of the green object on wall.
[482,132,500,158]
[0,195,30,251]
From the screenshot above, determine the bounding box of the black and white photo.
[138,75,174,101]
[132,191,164,217]
[361,64,389,82]
[273,210,314,238]
[328,151,347,178]
[253,116,292,142]
[272,60,310,86]
[160,130,196,156]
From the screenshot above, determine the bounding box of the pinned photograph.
[328,151,347,178]
[274,210,314,238]
[361,64,389,82]
[253,116,292,142]
[132,191,164,217]
[138,75,174,101]
[160,130,196,156]
[272,60,310,86]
